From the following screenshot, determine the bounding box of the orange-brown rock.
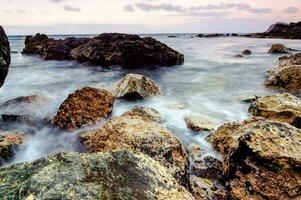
[79,107,188,184]
[268,44,290,54]
[52,87,115,131]
[0,132,25,164]
[209,118,301,200]
[114,74,162,100]
[249,93,301,128]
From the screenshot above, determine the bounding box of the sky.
[0,0,300,35]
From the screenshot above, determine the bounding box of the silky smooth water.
[1,34,301,164]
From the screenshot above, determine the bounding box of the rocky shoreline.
[1,23,301,199]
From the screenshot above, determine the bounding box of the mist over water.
[1,34,300,164]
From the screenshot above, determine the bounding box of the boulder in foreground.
[52,87,115,131]
[249,93,301,128]
[23,33,184,67]
[114,74,162,100]
[265,53,301,94]
[0,132,24,165]
[0,150,194,200]
[209,118,301,200]
[79,107,188,184]
[0,26,10,87]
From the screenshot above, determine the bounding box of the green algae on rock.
[0,150,194,200]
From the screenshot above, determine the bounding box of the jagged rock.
[122,106,161,123]
[192,156,223,182]
[189,175,228,200]
[0,26,10,87]
[114,74,162,100]
[184,115,214,132]
[79,108,188,184]
[0,132,24,164]
[0,150,194,200]
[242,49,252,55]
[52,87,115,131]
[249,93,301,128]
[23,33,184,67]
[265,53,301,93]
[209,118,301,200]
[240,95,259,103]
[268,44,291,54]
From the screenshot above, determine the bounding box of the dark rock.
[242,49,252,55]
[52,87,115,131]
[268,44,291,54]
[192,156,223,182]
[23,33,184,67]
[196,33,225,38]
[0,26,10,87]
[0,150,194,199]
[1,114,38,126]
[0,95,50,108]
[234,54,243,58]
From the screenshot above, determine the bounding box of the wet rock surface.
[0,150,194,200]
[52,87,115,131]
[0,26,10,87]
[114,73,162,100]
[0,132,24,164]
[268,44,291,54]
[242,49,252,55]
[249,93,301,128]
[192,156,223,182]
[184,115,214,132]
[23,33,184,67]
[265,53,301,94]
[209,118,301,200]
[79,108,188,184]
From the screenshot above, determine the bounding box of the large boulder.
[268,44,290,54]
[0,26,10,87]
[0,150,194,200]
[0,132,24,165]
[265,53,301,93]
[114,74,162,100]
[249,93,301,127]
[209,118,301,200]
[52,87,115,131]
[79,107,188,184]
[23,33,184,67]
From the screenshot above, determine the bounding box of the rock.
[245,21,301,39]
[240,95,259,103]
[0,150,194,200]
[184,115,214,132]
[168,35,178,38]
[248,93,301,128]
[242,49,252,55]
[0,26,10,87]
[186,143,204,160]
[192,156,223,182]
[1,114,38,126]
[114,74,162,100]
[209,118,301,200]
[0,95,49,108]
[52,87,115,131]
[189,175,228,200]
[268,44,291,54]
[265,53,301,93]
[79,109,188,184]
[23,33,184,67]
[196,33,225,38]
[234,54,243,58]
[122,106,161,123]
[0,132,24,164]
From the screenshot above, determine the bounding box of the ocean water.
[1,34,301,164]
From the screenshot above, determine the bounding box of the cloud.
[135,3,186,13]
[124,4,135,12]
[63,5,81,12]
[49,0,65,3]
[283,6,299,14]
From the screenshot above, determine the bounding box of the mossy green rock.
[0,26,10,87]
[0,150,194,200]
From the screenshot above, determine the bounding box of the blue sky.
[1,0,300,34]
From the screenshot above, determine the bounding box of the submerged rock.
[234,54,243,58]
[52,87,115,131]
[189,175,228,200]
[268,44,291,54]
[0,132,24,164]
[209,118,301,200]
[249,93,301,128]
[23,33,184,67]
[0,26,10,87]
[79,108,188,184]
[0,95,50,108]
[242,49,252,55]
[184,115,214,132]
[0,150,194,200]
[265,53,301,93]
[114,74,162,100]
